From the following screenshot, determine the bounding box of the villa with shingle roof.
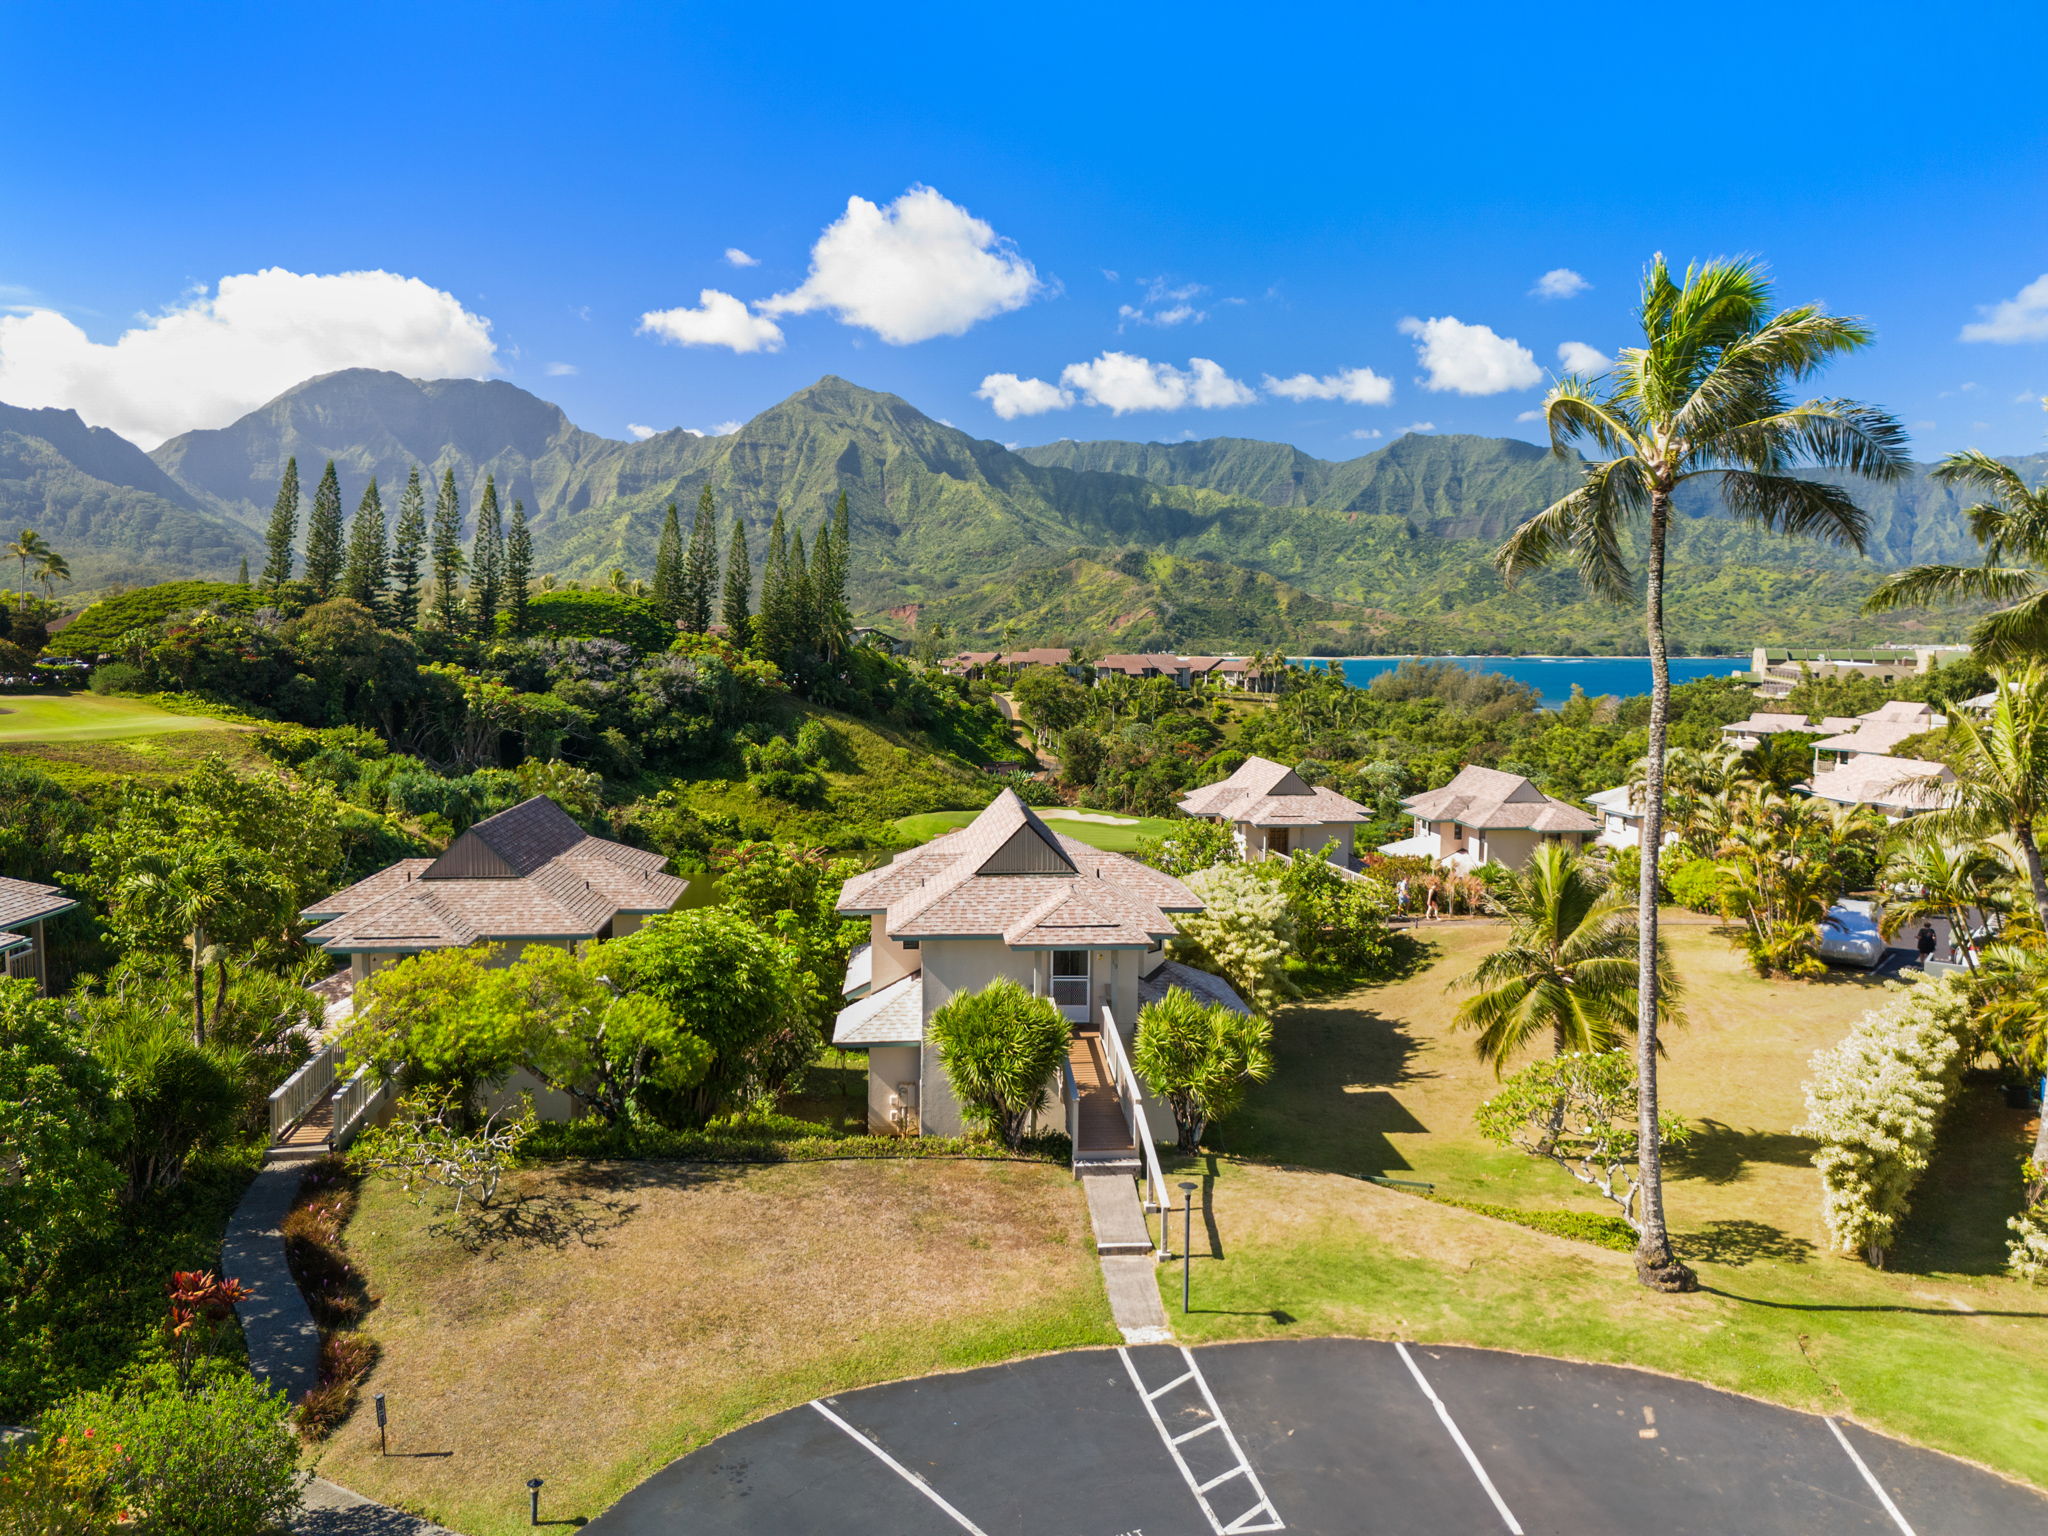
[1810,699,1948,765]
[832,790,1241,1137]
[0,875,77,994]
[1176,756,1373,864]
[1381,763,1598,872]
[300,796,687,986]
[1802,753,1955,819]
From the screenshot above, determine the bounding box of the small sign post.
[373,1393,387,1457]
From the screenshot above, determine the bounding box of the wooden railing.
[268,1042,338,1140]
[331,1064,397,1150]
[1097,1005,1170,1243]
[1061,1059,1080,1176]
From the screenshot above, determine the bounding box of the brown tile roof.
[1139,959,1250,1016]
[1401,764,1599,834]
[833,970,925,1045]
[300,796,686,953]
[999,648,1072,667]
[1095,653,1185,675]
[1177,756,1371,826]
[839,790,1199,947]
[0,876,75,929]
[1810,721,1935,756]
[1721,712,1816,737]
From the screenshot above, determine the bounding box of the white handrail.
[268,1042,338,1139]
[1061,1060,1080,1177]
[1098,1006,1170,1229]
[331,1065,397,1150]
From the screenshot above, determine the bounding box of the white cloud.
[704,420,743,436]
[1118,278,1209,329]
[1962,275,2048,342]
[0,266,497,448]
[1910,419,1937,430]
[1556,340,1610,374]
[627,423,661,439]
[976,372,1074,419]
[638,289,785,353]
[544,361,579,376]
[1262,366,1394,405]
[1516,409,1544,422]
[1531,268,1590,300]
[757,185,1038,344]
[1347,427,1383,440]
[724,247,759,268]
[1058,352,1255,413]
[1398,315,1540,395]
[2018,391,2044,405]
[1398,421,1437,433]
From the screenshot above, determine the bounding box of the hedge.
[45,582,263,659]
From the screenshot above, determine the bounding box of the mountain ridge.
[0,369,2018,650]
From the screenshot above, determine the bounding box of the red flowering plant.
[165,1269,251,1388]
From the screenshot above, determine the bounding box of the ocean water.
[1297,655,1749,707]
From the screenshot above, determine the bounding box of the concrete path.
[294,1477,459,1535]
[222,1155,322,1404]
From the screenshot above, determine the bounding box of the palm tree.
[1865,452,2048,659]
[33,549,70,604]
[1876,830,2011,972]
[1902,665,2048,932]
[1453,843,1678,1072]
[4,528,52,610]
[1495,255,1910,1290]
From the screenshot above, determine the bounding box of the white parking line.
[1120,1347,1285,1534]
[1394,1342,1524,1535]
[809,1399,991,1536]
[1827,1418,1918,1536]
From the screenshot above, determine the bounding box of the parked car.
[1816,901,1887,970]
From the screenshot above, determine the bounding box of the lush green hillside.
[0,369,2019,649]
[0,402,260,586]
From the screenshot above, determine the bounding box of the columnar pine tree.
[755,506,793,659]
[390,466,428,630]
[812,491,852,659]
[341,477,388,616]
[261,457,300,587]
[721,516,753,645]
[469,473,505,636]
[431,469,466,631]
[787,528,813,656]
[236,556,249,586]
[681,485,719,633]
[652,502,684,627]
[304,460,347,599]
[506,499,533,636]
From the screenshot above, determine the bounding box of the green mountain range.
[0,369,2028,652]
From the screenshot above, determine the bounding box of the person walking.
[1424,882,1440,922]
[1917,923,1939,969]
[1395,877,1409,917]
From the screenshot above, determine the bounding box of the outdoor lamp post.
[1179,1181,1198,1313]
[528,1477,544,1526]
[373,1392,386,1456]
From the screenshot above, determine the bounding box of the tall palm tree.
[33,549,70,604]
[1903,665,2048,931]
[4,528,52,610]
[1495,255,1910,1290]
[1453,843,1679,1071]
[1865,452,2048,659]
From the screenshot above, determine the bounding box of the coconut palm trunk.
[1634,487,1684,1286]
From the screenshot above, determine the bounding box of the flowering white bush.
[1799,977,1972,1265]
[2010,1203,2048,1284]
[1170,862,1297,1013]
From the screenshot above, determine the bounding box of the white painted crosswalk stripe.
[1121,1346,1285,1534]
[1395,1342,1524,1535]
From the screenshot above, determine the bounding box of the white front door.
[1050,949,1091,1023]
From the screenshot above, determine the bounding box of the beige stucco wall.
[475,1065,582,1124]
[918,939,1039,1137]
[864,1044,923,1134]
[867,915,921,991]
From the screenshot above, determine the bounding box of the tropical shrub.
[1271,851,1396,979]
[928,978,1069,1148]
[1132,987,1273,1150]
[40,581,263,660]
[2010,1166,2048,1284]
[1662,855,1729,914]
[86,660,148,695]
[523,589,670,653]
[41,1363,306,1536]
[1170,862,1298,1012]
[1798,977,1972,1265]
[1136,819,1238,878]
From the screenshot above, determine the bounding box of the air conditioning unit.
[888,1081,920,1137]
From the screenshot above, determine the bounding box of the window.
[1050,949,1090,1008]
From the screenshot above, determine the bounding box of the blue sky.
[5,0,2048,461]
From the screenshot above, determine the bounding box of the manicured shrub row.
[519,1119,1071,1165]
[1430,1195,1639,1253]
[280,1158,379,1440]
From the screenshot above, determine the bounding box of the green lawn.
[0,690,240,744]
[893,805,1178,853]
[1159,921,2048,1492]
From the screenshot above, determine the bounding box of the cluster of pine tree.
[258,457,532,637]
[649,488,851,673]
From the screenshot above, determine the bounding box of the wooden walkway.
[1068,1028,1136,1162]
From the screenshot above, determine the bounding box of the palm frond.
[1972,590,2048,664]
[1864,563,2045,613]
[1711,471,1870,551]
[1707,400,1912,482]
[1931,448,2039,500]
